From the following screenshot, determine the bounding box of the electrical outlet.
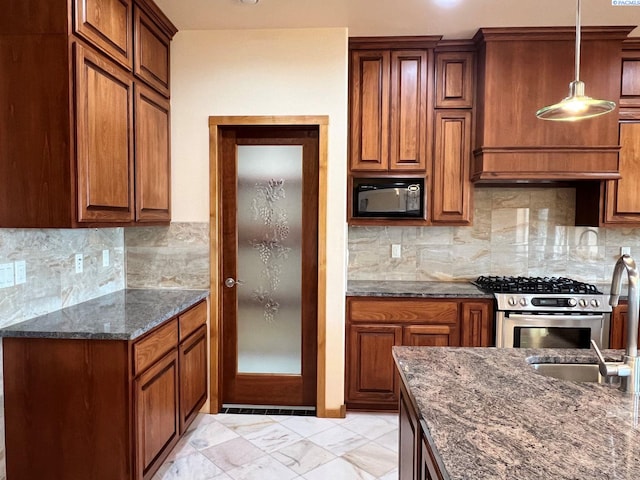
[102,249,110,267]
[14,260,26,285]
[391,244,402,259]
[0,263,15,288]
[75,253,83,274]
[621,247,631,256]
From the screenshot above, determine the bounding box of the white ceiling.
[154,0,640,38]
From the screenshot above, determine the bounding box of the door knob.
[224,277,244,288]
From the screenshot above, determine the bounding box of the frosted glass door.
[236,145,302,374]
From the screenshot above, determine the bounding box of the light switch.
[0,263,15,288]
[102,249,110,267]
[621,247,631,256]
[391,244,402,259]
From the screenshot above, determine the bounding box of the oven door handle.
[506,313,605,322]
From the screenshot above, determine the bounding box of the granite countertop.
[0,289,209,341]
[393,346,640,480]
[347,280,492,298]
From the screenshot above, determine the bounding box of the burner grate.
[473,275,602,295]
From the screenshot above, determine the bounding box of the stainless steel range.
[473,276,611,349]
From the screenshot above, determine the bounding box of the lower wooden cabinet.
[3,299,208,480]
[135,349,180,479]
[346,296,493,410]
[610,302,640,349]
[179,324,208,432]
[399,382,445,480]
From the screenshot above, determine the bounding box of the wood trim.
[322,404,347,419]
[473,26,636,43]
[208,115,331,416]
[350,36,442,50]
[133,0,178,37]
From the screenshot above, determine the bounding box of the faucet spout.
[610,254,639,358]
[594,254,640,394]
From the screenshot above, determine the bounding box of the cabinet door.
[74,0,133,69]
[399,386,419,480]
[135,83,171,222]
[347,324,402,407]
[461,300,493,347]
[403,324,459,347]
[349,50,390,171]
[179,325,208,433]
[75,43,134,223]
[604,120,640,224]
[389,50,429,171]
[134,349,179,480]
[134,6,171,97]
[432,110,472,224]
[610,304,640,350]
[435,51,474,109]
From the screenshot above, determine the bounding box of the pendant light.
[536,0,616,121]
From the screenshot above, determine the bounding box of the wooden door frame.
[208,115,329,416]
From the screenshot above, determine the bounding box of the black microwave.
[353,178,425,218]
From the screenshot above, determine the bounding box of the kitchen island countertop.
[0,289,209,341]
[393,346,640,479]
[347,280,492,298]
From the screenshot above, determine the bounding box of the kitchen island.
[394,346,640,479]
[0,289,210,480]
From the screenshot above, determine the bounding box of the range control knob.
[567,298,577,307]
[519,298,528,306]
[579,299,588,308]
[591,299,600,308]
[508,297,517,306]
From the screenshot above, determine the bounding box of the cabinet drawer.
[179,300,207,341]
[348,298,459,324]
[133,319,178,375]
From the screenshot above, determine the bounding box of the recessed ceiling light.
[240,0,259,4]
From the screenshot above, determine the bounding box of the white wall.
[170,28,348,411]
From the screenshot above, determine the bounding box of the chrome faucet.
[591,254,640,395]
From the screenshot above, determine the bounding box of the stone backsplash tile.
[125,223,210,289]
[348,187,640,284]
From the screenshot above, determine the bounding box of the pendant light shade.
[536,0,616,121]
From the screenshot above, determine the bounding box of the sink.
[531,363,620,385]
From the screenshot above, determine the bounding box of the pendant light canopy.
[536,0,616,121]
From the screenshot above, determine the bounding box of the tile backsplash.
[0,228,125,328]
[348,187,640,284]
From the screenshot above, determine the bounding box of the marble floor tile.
[342,441,398,477]
[200,437,266,472]
[341,413,398,440]
[306,424,369,456]
[188,421,240,450]
[157,412,399,480]
[302,457,375,480]
[278,415,337,437]
[372,429,400,453]
[152,452,223,480]
[243,422,303,453]
[215,413,277,435]
[271,439,336,475]
[225,454,299,480]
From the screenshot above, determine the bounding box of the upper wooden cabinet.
[73,0,134,69]
[432,110,472,225]
[472,27,634,182]
[575,40,640,227]
[435,51,474,109]
[0,0,176,228]
[349,38,438,172]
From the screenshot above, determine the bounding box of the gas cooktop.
[473,275,603,295]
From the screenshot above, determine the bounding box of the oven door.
[496,313,609,349]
